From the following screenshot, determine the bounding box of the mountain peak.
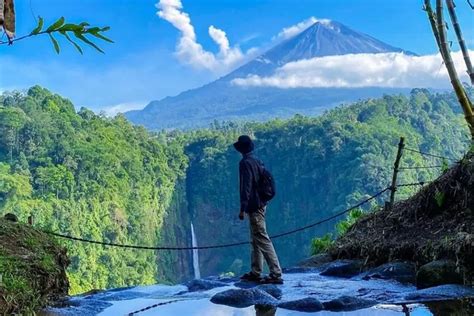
[126,20,416,129]
[225,20,414,79]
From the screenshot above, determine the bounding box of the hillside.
[331,151,474,284]
[125,21,414,130]
[0,218,68,314]
[0,86,192,293]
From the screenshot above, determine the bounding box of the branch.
[0,17,113,54]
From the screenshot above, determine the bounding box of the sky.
[0,0,473,114]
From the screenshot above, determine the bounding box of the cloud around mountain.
[156,1,327,75]
[231,50,473,89]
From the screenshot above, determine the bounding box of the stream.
[43,264,474,316]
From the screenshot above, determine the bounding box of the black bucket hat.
[233,135,254,154]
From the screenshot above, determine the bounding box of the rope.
[403,147,458,162]
[127,299,180,315]
[396,181,430,187]
[42,187,390,251]
[398,165,443,170]
[267,187,390,239]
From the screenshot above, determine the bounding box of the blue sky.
[1,0,473,113]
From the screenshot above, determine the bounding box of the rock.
[405,284,474,302]
[186,279,228,292]
[416,260,463,289]
[45,298,113,316]
[323,296,377,311]
[320,260,363,278]
[278,297,324,312]
[298,253,333,268]
[362,262,416,284]
[256,284,282,299]
[210,288,277,308]
[4,213,18,222]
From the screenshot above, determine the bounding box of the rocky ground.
[0,218,69,314]
[331,152,474,286]
[42,260,474,315]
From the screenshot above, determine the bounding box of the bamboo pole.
[424,1,443,57]
[446,0,474,84]
[425,0,474,142]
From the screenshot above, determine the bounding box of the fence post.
[28,214,34,226]
[389,137,405,208]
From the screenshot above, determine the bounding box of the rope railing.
[403,147,459,162]
[42,187,391,251]
[397,181,431,187]
[398,165,443,170]
[38,139,454,252]
[128,300,180,316]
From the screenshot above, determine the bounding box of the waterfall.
[191,223,201,279]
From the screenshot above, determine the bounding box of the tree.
[0,106,27,163]
[424,0,474,145]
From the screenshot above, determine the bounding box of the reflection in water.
[255,305,276,316]
[426,299,474,316]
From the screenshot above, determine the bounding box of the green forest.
[0,86,470,294]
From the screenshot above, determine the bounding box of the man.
[233,135,283,284]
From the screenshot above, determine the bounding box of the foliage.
[335,209,365,236]
[434,190,445,207]
[311,208,366,256]
[0,220,68,314]
[0,86,188,294]
[1,16,112,54]
[0,86,470,294]
[310,233,333,255]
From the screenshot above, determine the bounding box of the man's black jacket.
[239,153,265,213]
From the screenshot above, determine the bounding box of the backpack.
[257,165,276,203]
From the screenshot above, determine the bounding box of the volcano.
[126,21,415,129]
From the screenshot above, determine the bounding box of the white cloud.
[102,102,147,116]
[273,17,330,42]
[156,1,330,75]
[231,51,473,89]
[156,0,256,74]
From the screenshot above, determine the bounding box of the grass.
[0,219,69,314]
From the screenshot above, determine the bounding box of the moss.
[0,219,69,314]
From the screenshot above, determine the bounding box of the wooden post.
[28,214,33,226]
[389,137,405,208]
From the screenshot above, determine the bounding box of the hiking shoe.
[259,275,284,284]
[240,272,261,282]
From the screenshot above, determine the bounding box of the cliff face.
[331,152,474,284]
[0,219,69,314]
[157,180,193,283]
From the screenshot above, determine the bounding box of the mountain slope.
[126,21,414,130]
[226,20,414,79]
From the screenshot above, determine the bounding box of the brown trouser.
[249,208,282,277]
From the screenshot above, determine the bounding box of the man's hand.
[239,211,245,221]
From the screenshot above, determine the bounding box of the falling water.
[191,223,201,279]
